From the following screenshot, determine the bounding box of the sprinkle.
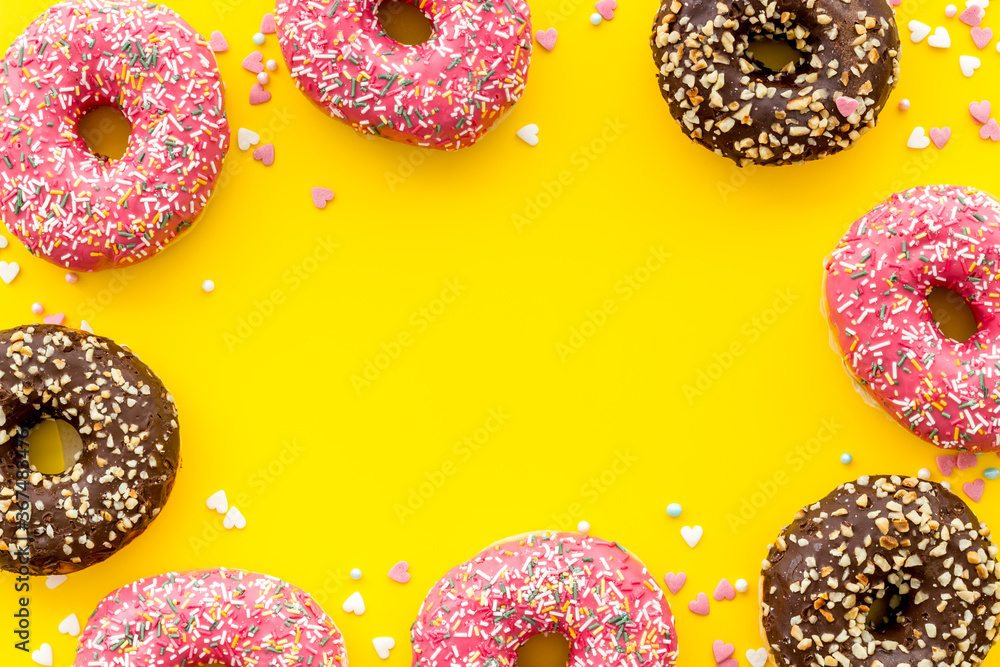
[590,12,603,24]
[202,280,215,293]
[577,520,590,533]
[666,503,682,518]
[350,568,362,581]
[840,453,853,464]
[31,303,44,315]
[252,32,266,46]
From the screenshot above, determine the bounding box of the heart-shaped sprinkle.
[32,644,53,667]
[43,313,66,325]
[970,100,992,123]
[46,575,67,589]
[713,578,736,601]
[964,478,985,502]
[517,124,540,146]
[836,96,859,117]
[960,54,981,77]
[261,13,277,34]
[58,613,80,637]
[747,648,769,667]
[594,0,617,20]
[0,261,20,284]
[681,525,703,547]
[928,26,952,48]
[957,451,978,470]
[208,31,228,52]
[909,20,932,42]
[373,637,395,660]
[663,572,687,594]
[206,490,228,514]
[252,143,275,166]
[972,26,994,49]
[388,561,410,583]
[688,592,710,615]
[981,117,1000,140]
[237,128,260,150]
[80,320,94,334]
[718,660,739,667]
[343,591,365,615]
[713,640,735,662]
[242,51,264,73]
[960,5,983,24]
[223,506,246,529]
[937,455,958,476]
[0,236,7,248]
[311,187,335,208]
[930,127,951,148]
[907,127,931,149]
[535,28,558,50]
[249,84,271,105]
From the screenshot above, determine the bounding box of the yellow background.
[1,0,999,665]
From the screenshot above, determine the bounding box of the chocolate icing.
[651,0,900,165]
[761,475,1000,667]
[0,325,180,575]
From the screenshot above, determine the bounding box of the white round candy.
[735,578,749,593]
[577,520,590,533]
[257,72,270,85]
[590,13,602,24]
[202,280,215,293]
[266,59,278,71]
[253,32,266,45]
[918,467,931,480]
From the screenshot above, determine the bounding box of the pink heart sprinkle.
[972,26,994,49]
[249,84,271,105]
[930,126,951,149]
[713,578,736,601]
[535,28,558,51]
[311,187,334,208]
[889,0,901,6]
[208,31,228,53]
[937,455,957,476]
[718,660,739,667]
[242,51,264,73]
[964,478,985,502]
[43,313,66,326]
[663,572,687,595]
[261,13,277,34]
[252,143,275,166]
[836,96,859,117]
[594,0,617,20]
[387,561,410,583]
[713,640,735,663]
[970,100,991,124]
[960,5,983,26]
[957,451,978,470]
[981,118,1000,141]
[688,592,710,615]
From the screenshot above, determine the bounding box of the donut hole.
[78,105,132,161]
[378,0,434,45]
[746,34,804,73]
[927,286,978,343]
[25,419,84,475]
[516,633,571,667]
[866,583,911,633]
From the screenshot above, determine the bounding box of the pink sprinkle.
[970,100,991,124]
[31,302,43,315]
[261,13,277,34]
[713,578,736,601]
[835,96,859,117]
[972,26,993,49]
[249,84,271,105]
[981,118,1000,141]
[688,591,709,615]
[252,143,275,166]
[957,451,978,470]
[242,51,264,73]
[594,0,617,20]
[937,454,958,476]
[311,187,335,208]
[43,313,66,326]
[208,31,229,52]
[713,640,735,663]
[964,478,985,502]
[663,572,687,595]
[65,272,78,284]
[930,126,951,149]
[960,5,983,25]
[535,28,558,51]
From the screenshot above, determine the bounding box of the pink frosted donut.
[0,0,229,272]
[410,531,679,667]
[274,0,531,150]
[73,568,348,667]
[824,185,1000,452]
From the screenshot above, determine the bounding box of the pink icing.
[410,531,679,667]
[73,568,347,667]
[0,0,229,272]
[274,0,532,150]
[824,185,1000,452]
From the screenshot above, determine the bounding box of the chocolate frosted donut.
[650,0,901,165]
[761,475,1000,667]
[0,325,180,575]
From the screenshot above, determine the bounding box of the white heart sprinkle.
[960,54,982,77]
[908,20,931,42]
[46,575,68,589]
[237,128,260,151]
[58,613,80,637]
[0,261,20,285]
[907,127,931,149]
[746,648,769,667]
[516,124,540,146]
[928,26,951,48]
[80,320,94,334]
[680,525,703,548]
[206,490,228,514]
[968,0,989,8]
[0,236,7,248]
[343,591,366,615]
[373,637,395,660]
[31,643,53,667]
[222,506,246,529]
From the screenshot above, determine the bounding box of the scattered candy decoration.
[373,637,395,660]
[746,648,769,667]
[907,126,931,149]
[947,3,959,15]
[206,490,228,514]
[31,302,43,315]
[387,561,410,583]
[516,124,540,146]
[681,524,703,548]
[577,520,590,533]
[237,128,260,150]
[257,71,270,85]
[980,117,1000,140]
[930,126,952,148]
[835,97,859,118]
[253,32,266,45]
[46,575,67,589]
[252,143,275,166]
[31,643,53,667]
[713,578,736,601]
[208,30,228,52]
[928,26,952,48]
[0,235,7,248]
[343,591,366,615]
[80,320,94,334]
[350,568,362,580]
[223,506,246,529]
[942,479,952,489]
[663,571,687,594]
[43,313,66,325]
[970,100,991,124]
[688,591,710,615]
[972,26,993,49]
[58,613,80,637]
[960,54,982,77]
[266,58,278,71]
[0,260,20,284]
[249,83,272,105]
[735,578,749,593]
[960,4,984,24]
[590,13,602,25]
[985,467,1000,479]
[899,98,911,110]
[713,640,735,663]
[840,452,853,464]
[667,502,682,517]
[909,20,932,43]
[964,478,985,502]
[918,467,932,479]
[535,28,558,51]
[65,272,78,284]
[202,279,215,292]
[242,51,264,73]
[311,187,335,209]
[261,13,277,34]
[957,451,978,469]
[594,0,617,20]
